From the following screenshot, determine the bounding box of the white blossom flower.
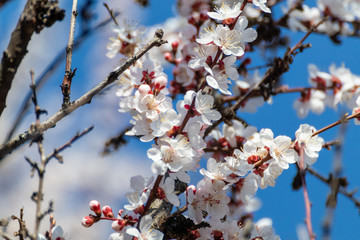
[225,149,255,176]
[206,65,232,95]
[250,218,280,240]
[187,120,207,149]
[127,113,154,142]
[207,2,242,22]
[293,89,326,118]
[188,44,217,72]
[135,92,172,121]
[295,124,324,167]
[260,129,298,169]
[159,177,180,206]
[195,90,221,125]
[200,158,236,183]
[252,0,271,13]
[174,61,195,86]
[148,135,196,175]
[150,108,180,137]
[187,177,230,222]
[130,58,163,85]
[126,215,163,240]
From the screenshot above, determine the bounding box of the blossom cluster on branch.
[79,0,360,240]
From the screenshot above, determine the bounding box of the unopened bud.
[81,216,95,228]
[138,84,152,95]
[89,200,101,215]
[171,41,179,50]
[112,219,126,232]
[154,76,168,91]
[164,52,173,62]
[102,206,114,218]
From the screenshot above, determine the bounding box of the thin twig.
[0,29,167,161]
[45,126,94,165]
[61,0,79,106]
[311,110,360,137]
[11,208,30,240]
[6,14,119,141]
[103,3,118,25]
[299,147,315,240]
[322,121,346,240]
[307,167,360,209]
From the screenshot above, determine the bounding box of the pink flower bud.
[118,209,124,217]
[154,76,168,91]
[138,84,152,95]
[81,216,95,228]
[171,41,179,50]
[112,219,126,232]
[102,205,114,218]
[164,52,173,62]
[89,200,101,215]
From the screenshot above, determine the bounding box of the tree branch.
[0,0,65,117]
[5,14,119,141]
[0,29,167,161]
[61,0,78,106]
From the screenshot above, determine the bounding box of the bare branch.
[11,208,31,240]
[45,125,94,165]
[61,0,79,106]
[0,0,65,117]
[0,29,167,161]
[6,14,119,141]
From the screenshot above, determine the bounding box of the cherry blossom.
[295,124,324,167]
[126,215,163,240]
[260,128,298,169]
[147,135,196,175]
[159,177,180,206]
[195,90,222,125]
[293,89,326,118]
[207,2,242,23]
[252,0,271,13]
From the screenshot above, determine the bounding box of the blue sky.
[1,0,359,239]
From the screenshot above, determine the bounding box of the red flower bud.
[102,205,114,218]
[81,216,95,228]
[89,200,101,215]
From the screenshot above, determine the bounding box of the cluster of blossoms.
[80,0,360,239]
[286,0,360,36]
[294,63,360,118]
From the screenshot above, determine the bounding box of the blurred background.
[0,0,359,239]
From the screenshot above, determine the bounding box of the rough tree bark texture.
[0,0,65,117]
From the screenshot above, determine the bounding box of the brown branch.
[322,121,346,240]
[0,0,10,9]
[102,125,132,156]
[0,0,65,117]
[6,14,119,141]
[61,0,78,106]
[0,29,166,161]
[299,147,315,240]
[103,3,118,25]
[307,167,360,209]
[11,208,31,240]
[311,111,360,137]
[45,125,94,165]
